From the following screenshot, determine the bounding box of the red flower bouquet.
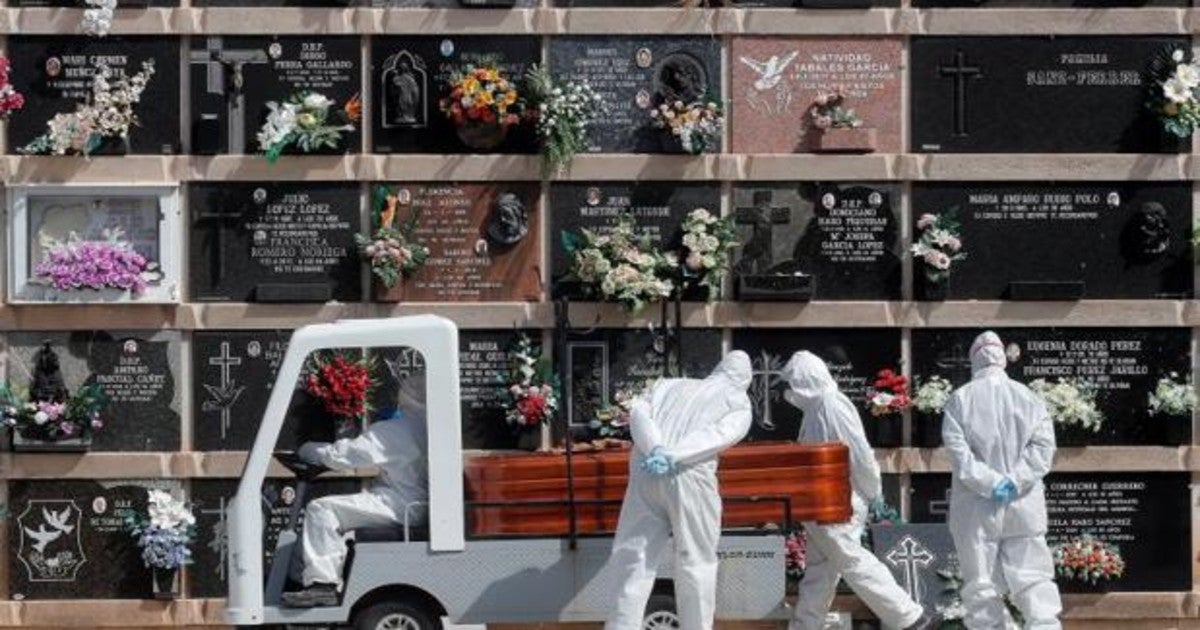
[497,334,558,430]
[866,368,911,417]
[305,352,375,428]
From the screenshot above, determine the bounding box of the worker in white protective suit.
[782,351,932,630]
[281,370,429,608]
[602,351,754,630]
[943,331,1061,629]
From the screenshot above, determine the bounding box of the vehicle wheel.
[353,600,443,630]
[642,593,680,630]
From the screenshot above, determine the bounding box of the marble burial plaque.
[550,182,721,301]
[190,36,360,155]
[9,480,177,599]
[731,37,902,154]
[913,183,1192,300]
[189,182,361,303]
[367,0,536,5]
[564,328,722,432]
[548,37,722,153]
[911,328,1191,445]
[911,472,1192,592]
[194,0,352,4]
[731,329,901,442]
[916,0,1180,7]
[911,36,1187,153]
[7,36,181,155]
[732,183,901,300]
[7,332,180,452]
[190,478,361,598]
[372,36,539,154]
[378,183,541,302]
[870,524,959,616]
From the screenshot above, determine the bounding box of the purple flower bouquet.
[34,228,161,295]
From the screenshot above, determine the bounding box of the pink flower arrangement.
[809,91,861,130]
[785,529,807,580]
[910,211,966,285]
[0,57,26,119]
[1053,534,1126,584]
[34,228,160,294]
[0,382,109,442]
[497,334,559,430]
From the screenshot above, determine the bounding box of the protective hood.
[395,369,427,411]
[783,351,839,404]
[970,331,1007,375]
[710,350,752,390]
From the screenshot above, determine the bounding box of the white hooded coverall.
[294,379,429,589]
[603,351,754,630]
[783,351,924,630]
[944,332,1061,629]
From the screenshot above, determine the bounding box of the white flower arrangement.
[911,211,966,284]
[679,207,738,301]
[650,98,724,155]
[913,375,954,414]
[561,213,675,314]
[526,65,603,177]
[1149,48,1200,139]
[1148,372,1195,418]
[20,60,154,157]
[257,91,361,163]
[82,0,117,38]
[1029,378,1104,433]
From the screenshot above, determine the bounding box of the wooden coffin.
[464,441,851,537]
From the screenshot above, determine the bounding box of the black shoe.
[903,611,937,630]
[280,583,339,608]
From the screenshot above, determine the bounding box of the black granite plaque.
[371,36,539,154]
[190,478,361,598]
[189,182,361,303]
[190,36,360,156]
[911,472,1192,592]
[911,36,1186,153]
[911,328,1190,445]
[366,0,535,5]
[731,329,902,443]
[913,183,1192,300]
[7,36,181,155]
[7,332,181,452]
[916,0,1179,7]
[733,183,901,301]
[870,524,959,616]
[548,37,722,153]
[9,480,175,599]
[193,0,351,5]
[14,0,176,5]
[550,182,721,301]
[564,328,722,433]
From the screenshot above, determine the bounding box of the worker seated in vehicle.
[281,370,429,608]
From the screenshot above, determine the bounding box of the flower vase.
[812,127,877,154]
[456,122,508,151]
[1162,415,1191,446]
[868,415,903,448]
[516,430,541,452]
[371,279,405,303]
[913,412,944,448]
[152,567,179,600]
[11,431,92,453]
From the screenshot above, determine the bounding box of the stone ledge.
[917,154,1191,181]
[906,300,1188,328]
[370,154,541,181]
[738,154,899,181]
[376,8,539,34]
[551,8,719,34]
[889,446,1193,474]
[5,7,173,35]
[193,7,356,34]
[916,8,1187,35]
[553,154,722,181]
[187,155,360,182]
[5,156,179,185]
[736,8,898,35]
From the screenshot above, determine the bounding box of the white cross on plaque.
[886,535,935,601]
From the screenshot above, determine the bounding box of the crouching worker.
[281,372,429,608]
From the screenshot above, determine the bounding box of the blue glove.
[991,478,1017,504]
[640,447,674,476]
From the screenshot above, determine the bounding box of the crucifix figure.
[934,339,976,383]
[190,36,270,154]
[734,190,791,275]
[885,535,935,602]
[202,342,245,441]
[937,50,982,138]
[748,350,786,430]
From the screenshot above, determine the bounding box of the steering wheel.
[273,451,329,482]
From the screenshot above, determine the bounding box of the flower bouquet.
[910,211,966,300]
[496,334,559,450]
[0,383,109,451]
[809,91,876,153]
[33,228,162,299]
[650,97,723,155]
[866,368,909,447]
[439,64,525,151]
[257,91,361,163]
[124,489,195,599]
[1148,48,1200,139]
[1148,372,1195,445]
[678,207,738,301]
[21,60,154,157]
[525,64,603,177]
[584,380,655,449]
[560,214,675,315]
[356,186,429,300]
[82,0,116,38]
[1053,534,1126,586]
[1029,378,1103,444]
[784,528,807,584]
[0,57,25,120]
[913,375,954,447]
[304,352,375,433]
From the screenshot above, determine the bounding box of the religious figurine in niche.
[655,53,707,105]
[31,341,69,404]
[1121,200,1171,262]
[486,193,528,246]
[380,51,428,130]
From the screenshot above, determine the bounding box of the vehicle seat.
[351,524,429,543]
